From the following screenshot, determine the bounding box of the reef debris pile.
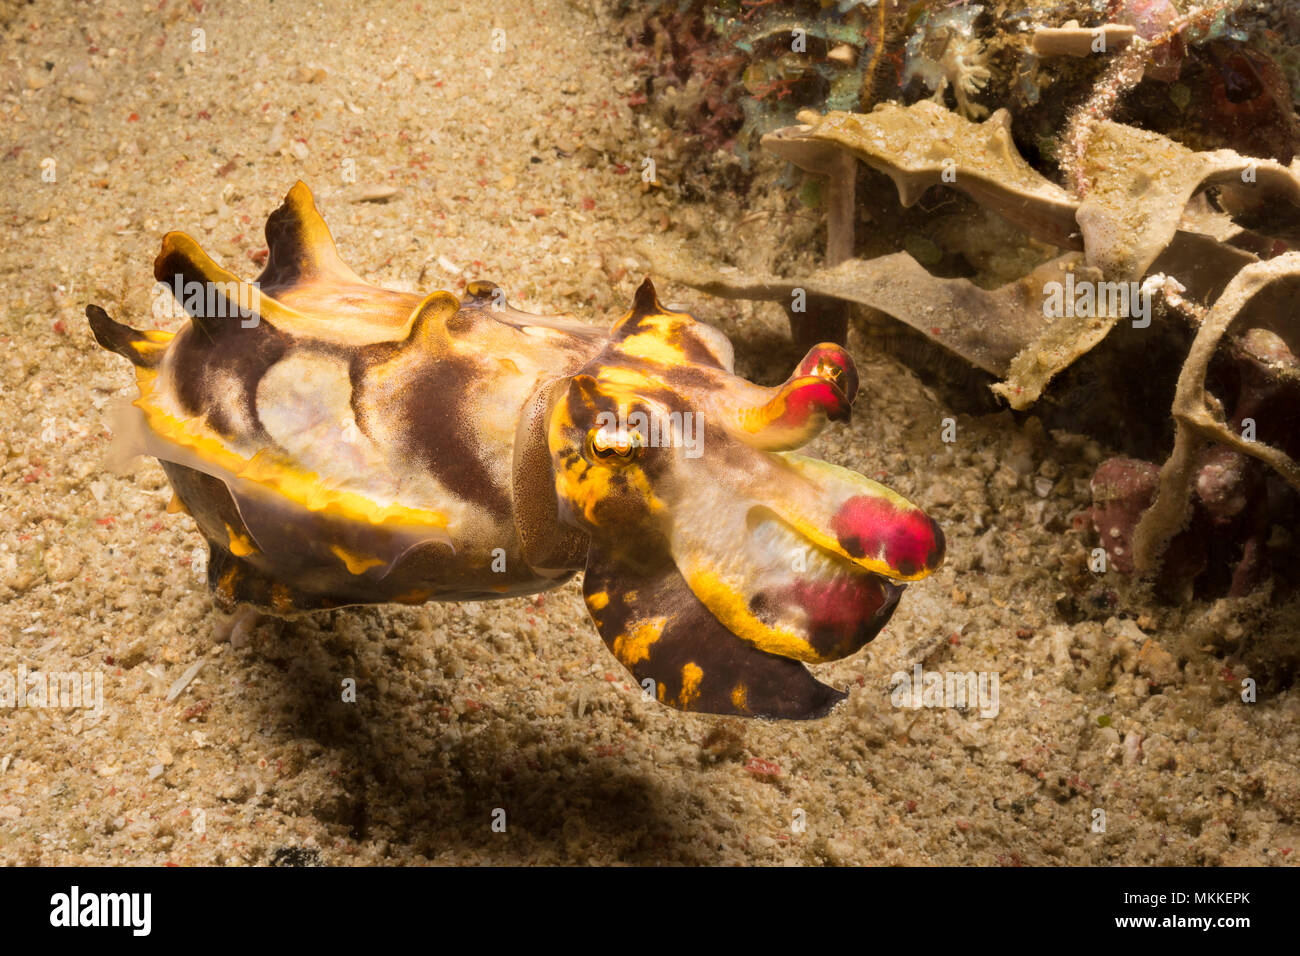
[633,2,1300,598]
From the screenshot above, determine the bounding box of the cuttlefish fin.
[256,181,366,296]
[153,229,306,339]
[206,544,341,615]
[85,304,172,369]
[583,546,847,719]
[155,461,316,614]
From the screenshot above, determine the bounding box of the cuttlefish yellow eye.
[588,427,645,463]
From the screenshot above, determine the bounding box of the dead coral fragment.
[1076,121,1300,281]
[747,102,1290,409]
[638,234,1086,379]
[763,102,1300,406]
[796,102,1081,250]
[1090,457,1161,574]
[662,91,1300,596]
[1133,253,1300,581]
[1031,22,1137,58]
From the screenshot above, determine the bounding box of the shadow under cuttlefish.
[223,603,710,862]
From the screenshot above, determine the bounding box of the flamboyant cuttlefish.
[86,182,944,719]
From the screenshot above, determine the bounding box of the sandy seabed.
[0,0,1297,865]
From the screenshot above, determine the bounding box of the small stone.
[4,565,40,593]
[1136,639,1180,687]
[115,639,148,669]
[827,44,856,66]
[975,530,1004,573]
[165,660,205,702]
[63,83,101,104]
[823,838,855,863]
[993,464,1020,492]
[266,122,285,153]
[573,146,602,168]
[290,140,310,161]
[42,545,81,582]
[1143,733,1177,771]
[1123,732,1143,766]
[344,184,400,203]
[1006,450,1034,476]
[927,481,956,507]
[88,479,108,503]
[219,778,250,802]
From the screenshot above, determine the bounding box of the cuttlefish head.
[534,279,944,719]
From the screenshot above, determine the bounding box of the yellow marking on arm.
[686,567,822,662]
[731,683,749,712]
[612,617,665,666]
[679,662,703,708]
[585,591,609,610]
[271,583,295,614]
[166,493,189,515]
[737,392,787,434]
[225,523,257,557]
[217,565,239,598]
[329,543,386,575]
[769,453,938,582]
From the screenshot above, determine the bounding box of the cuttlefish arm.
[583,546,848,720]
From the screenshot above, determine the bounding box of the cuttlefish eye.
[588,427,645,463]
[813,356,844,385]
